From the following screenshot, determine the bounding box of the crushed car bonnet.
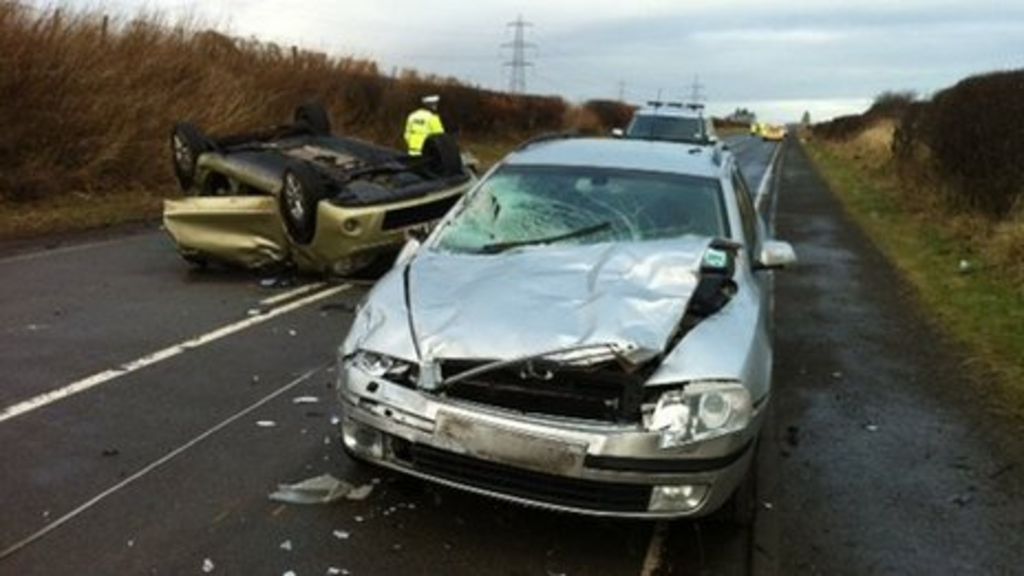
[404,236,713,364]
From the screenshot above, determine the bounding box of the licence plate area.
[434,411,586,476]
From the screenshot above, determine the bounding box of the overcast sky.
[57,0,1023,121]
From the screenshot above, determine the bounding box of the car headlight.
[347,350,418,384]
[643,381,752,448]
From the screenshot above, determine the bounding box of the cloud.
[53,0,1024,121]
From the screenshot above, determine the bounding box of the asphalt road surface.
[3,137,1017,576]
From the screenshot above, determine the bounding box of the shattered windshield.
[434,164,726,254]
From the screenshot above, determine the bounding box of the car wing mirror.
[754,240,797,270]
[611,128,624,138]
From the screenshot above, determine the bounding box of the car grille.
[381,194,460,230]
[440,361,644,423]
[390,438,652,513]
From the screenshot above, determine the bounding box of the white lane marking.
[0,366,325,561]
[754,142,785,214]
[259,282,327,306]
[0,284,350,424]
[639,521,670,576]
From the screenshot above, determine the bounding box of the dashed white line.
[0,365,325,560]
[0,284,350,424]
[259,282,327,306]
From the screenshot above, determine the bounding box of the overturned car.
[164,104,474,275]
[338,136,796,520]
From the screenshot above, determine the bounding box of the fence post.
[101,14,109,42]
[291,45,299,61]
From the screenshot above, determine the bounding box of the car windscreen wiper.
[478,221,611,254]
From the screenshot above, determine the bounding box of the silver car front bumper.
[339,371,764,519]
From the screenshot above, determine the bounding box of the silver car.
[337,137,796,520]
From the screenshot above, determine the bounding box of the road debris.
[202,558,215,573]
[865,424,879,433]
[330,415,341,426]
[283,571,297,576]
[280,539,293,551]
[332,529,350,540]
[831,371,843,379]
[256,420,277,428]
[246,308,263,317]
[784,425,799,447]
[101,448,120,457]
[288,329,298,337]
[269,474,376,505]
[292,396,320,405]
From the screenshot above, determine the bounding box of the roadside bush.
[0,3,586,203]
[915,70,1024,216]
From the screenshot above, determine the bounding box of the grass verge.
[806,141,1024,415]
[0,188,166,240]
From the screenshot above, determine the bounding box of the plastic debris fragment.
[256,420,277,428]
[332,529,350,540]
[865,424,879,432]
[269,474,365,505]
[346,483,374,501]
[292,396,320,404]
[280,540,293,552]
[202,558,215,573]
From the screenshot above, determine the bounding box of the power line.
[502,14,534,94]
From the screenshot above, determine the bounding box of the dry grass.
[0,2,627,238]
[808,125,1024,415]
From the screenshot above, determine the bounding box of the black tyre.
[279,162,328,245]
[294,102,332,136]
[170,122,211,191]
[421,133,464,178]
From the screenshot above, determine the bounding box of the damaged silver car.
[338,136,796,520]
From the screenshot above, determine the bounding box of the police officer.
[404,95,445,156]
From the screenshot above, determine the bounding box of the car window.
[732,170,759,256]
[435,165,727,254]
[625,115,706,143]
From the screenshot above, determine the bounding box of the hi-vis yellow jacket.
[404,108,445,155]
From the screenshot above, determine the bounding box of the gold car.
[165,104,473,275]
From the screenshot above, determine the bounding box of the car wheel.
[421,134,464,178]
[170,122,212,192]
[294,102,332,136]
[279,162,328,245]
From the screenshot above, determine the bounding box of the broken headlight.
[349,350,418,385]
[643,381,752,448]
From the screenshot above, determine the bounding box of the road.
[3,136,1018,576]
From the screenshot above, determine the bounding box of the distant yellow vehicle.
[750,123,761,136]
[760,124,786,142]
